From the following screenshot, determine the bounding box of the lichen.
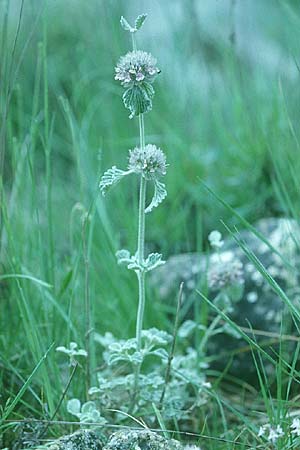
[103,429,182,450]
[45,429,105,450]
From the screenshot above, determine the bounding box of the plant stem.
[82,217,91,400]
[134,113,146,395]
[136,178,146,349]
[130,29,147,403]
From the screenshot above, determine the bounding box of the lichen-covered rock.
[103,429,182,450]
[152,218,300,379]
[44,429,105,450]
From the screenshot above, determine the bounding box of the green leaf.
[67,398,81,416]
[142,328,172,346]
[144,252,165,272]
[178,320,197,339]
[145,180,167,213]
[99,166,128,196]
[120,16,134,32]
[123,83,154,119]
[150,348,169,361]
[135,14,147,30]
[116,249,132,265]
[81,401,97,414]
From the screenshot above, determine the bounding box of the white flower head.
[208,230,224,250]
[128,144,167,180]
[258,423,284,443]
[208,258,244,291]
[115,50,160,88]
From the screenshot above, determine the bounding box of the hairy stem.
[134,113,146,397]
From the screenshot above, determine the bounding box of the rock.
[44,429,105,450]
[103,429,182,450]
[152,218,300,380]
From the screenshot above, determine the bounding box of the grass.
[1,0,300,448]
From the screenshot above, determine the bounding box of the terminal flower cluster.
[115,50,160,87]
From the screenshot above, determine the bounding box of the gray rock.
[152,218,300,379]
[41,429,105,450]
[103,429,182,450]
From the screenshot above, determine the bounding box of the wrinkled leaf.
[81,401,97,414]
[99,166,129,196]
[135,14,147,30]
[178,320,197,339]
[150,348,169,361]
[116,249,132,265]
[142,328,172,346]
[67,398,81,416]
[145,179,167,213]
[120,16,134,32]
[123,83,154,119]
[144,253,165,272]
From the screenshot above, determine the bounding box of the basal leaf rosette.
[115,50,160,118]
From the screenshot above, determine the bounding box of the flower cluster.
[115,50,160,87]
[258,423,284,443]
[128,144,167,180]
[208,257,244,291]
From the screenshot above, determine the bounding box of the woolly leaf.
[178,320,197,339]
[144,253,165,272]
[67,398,81,417]
[142,328,172,346]
[145,179,167,213]
[120,16,134,32]
[99,166,128,196]
[81,401,97,414]
[116,249,132,265]
[123,83,154,119]
[150,347,169,361]
[135,14,147,30]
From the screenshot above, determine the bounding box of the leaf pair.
[116,249,165,273]
[99,167,167,213]
[120,14,147,34]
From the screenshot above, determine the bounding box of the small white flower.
[208,230,224,249]
[258,423,284,443]
[247,291,258,303]
[268,425,284,443]
[291,418,300,436]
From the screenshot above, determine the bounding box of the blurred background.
[1,0,300,419]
